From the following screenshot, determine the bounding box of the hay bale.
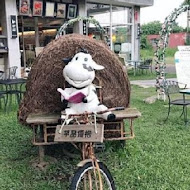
[18,34,130,125]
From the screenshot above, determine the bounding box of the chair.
[0,91,6,110]
[118,56,133,71]
[137,59,152,73]
[163,80,190,122]
[0,70,5,79]
[7,66,18,79]
[0,83,7,111]
[35,47,44,57]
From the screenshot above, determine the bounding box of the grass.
[1,84,190,189]
[140,47,177,60]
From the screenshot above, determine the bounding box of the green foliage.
[165,47,178,57]
[140,48,177,63]
[185,35,190,45]
[182,0,190,5]
[141,21,162,35]
[171,22,184,33]
[140,48,154,58]
[141,21,183,36]
[140,35,152,49]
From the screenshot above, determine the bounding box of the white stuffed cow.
[57,50,115,121]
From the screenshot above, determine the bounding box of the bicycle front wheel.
[70,162,116,190]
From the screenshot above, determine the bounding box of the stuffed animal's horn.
[91,60,104,70]
[62,58,72,64]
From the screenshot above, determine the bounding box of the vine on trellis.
[56,16,108,42]
[155,4,190,97]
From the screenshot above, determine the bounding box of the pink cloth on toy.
[66,92,86,103]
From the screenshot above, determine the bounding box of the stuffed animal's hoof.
[107,113,116,121]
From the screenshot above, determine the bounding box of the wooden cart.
[26,108,141,162]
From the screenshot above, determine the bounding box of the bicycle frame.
[57,107,124,190]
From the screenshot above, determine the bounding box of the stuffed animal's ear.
[62,57,72,64]
[91,60,104,70]
[76,48,88,54]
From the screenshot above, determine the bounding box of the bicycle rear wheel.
[70,162,116,190]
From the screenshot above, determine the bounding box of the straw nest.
[18,34,130,125]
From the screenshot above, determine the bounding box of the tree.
[141,21,162,35]
[172,22,184,33]
[140,21,184,49]
[141,21,183,35]
[182,0,190,5]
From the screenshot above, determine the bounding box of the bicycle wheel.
[70,162,116,190]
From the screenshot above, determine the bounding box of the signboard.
[10,15,17,39]
[54,124,104,143]
[83,20,87,35]
[175,46,190,88]
[33,0,43,16]
[45,2,55,17]
[19,0,30,16]
[57,3,66,18]
[67,4,77,19]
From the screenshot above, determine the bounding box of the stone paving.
[130,64,176,88]
[130,78,177,88]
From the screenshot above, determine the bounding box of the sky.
[141,0,187,27]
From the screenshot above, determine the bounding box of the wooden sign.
[54,124,104,143]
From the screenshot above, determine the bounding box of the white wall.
[131,6,140,61]
[4,0,21,77]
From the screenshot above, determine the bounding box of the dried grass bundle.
[18,34,130,125]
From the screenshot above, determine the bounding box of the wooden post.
[39,146,45,163]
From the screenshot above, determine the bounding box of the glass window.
[87,3,132,59]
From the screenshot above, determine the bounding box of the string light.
[55,16,109,42]
[155,4,190,97]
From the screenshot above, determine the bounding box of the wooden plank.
[26,108,141,125]
[54,124,104,143]
[112,108,141,120]
[26,113,60,124]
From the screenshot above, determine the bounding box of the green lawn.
[1,84,190,190]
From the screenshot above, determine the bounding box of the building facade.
[0,0,154,78]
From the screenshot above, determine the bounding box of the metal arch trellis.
[55,16,109,42]
[155,4,190,98]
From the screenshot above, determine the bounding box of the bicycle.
[55,107,124,190]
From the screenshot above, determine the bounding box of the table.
[179,89,190,124]
[0,78,27,111]
[126,60,144,76]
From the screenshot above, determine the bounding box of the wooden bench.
[26,108,141,162]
